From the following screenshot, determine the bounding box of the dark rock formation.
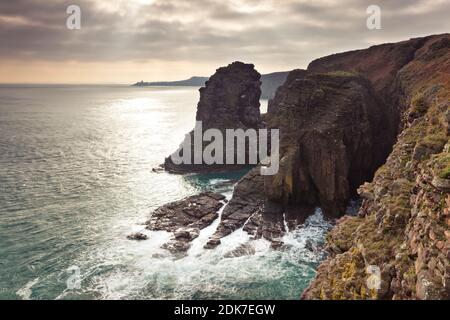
[224,242,256,258]
[204,167,310,249]
[264,72,391,216]
[195,62,261,129]
[147,192,225,232]
[260,71,290,100]
[126,232,148,241]
[141,34,449,300]
[146,192,225,254]
[303,33,450,300]
[207,168,265,244]
[267,69,307,113]
[164,61,262,173]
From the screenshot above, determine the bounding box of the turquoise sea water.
[0,85,331,300]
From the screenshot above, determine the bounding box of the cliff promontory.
[303,34,450,300]
[148,34,449,300]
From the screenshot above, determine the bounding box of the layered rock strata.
[303,34,450,300]
[164,62,262,173]
[145,192,225,255]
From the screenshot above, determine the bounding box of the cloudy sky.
[0,0,449,84]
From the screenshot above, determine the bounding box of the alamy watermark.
[366,5,382,30]
[66,265,81,290]
[366,265,381,291]
[170,121,280,175]
[66,5,81,30]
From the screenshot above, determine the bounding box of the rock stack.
[164,61,262,173]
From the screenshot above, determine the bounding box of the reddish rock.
[302,33,450,300]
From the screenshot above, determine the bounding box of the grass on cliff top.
[421,131,447,148]
[410,91,428,115]
[436,155,450,179]
[439,167,450,179]
[431,147,450,178]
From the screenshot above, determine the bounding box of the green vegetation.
[410,91,428,115]
[439,167,450,179]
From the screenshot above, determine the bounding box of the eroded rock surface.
[205,168,265,247]
[146,192,225,254]
[303,33,450,300]
[265,72,391,216]
[164,61,262,173]
[126,232,148,241]
[204,168,312,249]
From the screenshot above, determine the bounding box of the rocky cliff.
[302,34,450,300]
[164,61,262,173]
[260,71,290,99]
[264,71,391,216]
[195,62,261,130]
[150,34,449,299]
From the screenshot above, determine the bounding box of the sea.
[0,84,332,299]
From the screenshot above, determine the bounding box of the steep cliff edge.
[264,72,391,216]
[303,34,450,300]
[151,34,449,299]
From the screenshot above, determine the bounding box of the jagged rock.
[161,228,201,255]
[164,61,262,173]
[265,72,392,216]
[432,176,450,192]
[206,167,265,246]
[303,33,450,300]
[196,62,261,128]
[267,69,306,113]
[146,192,225,253]
[270,240,284,250]
[204,238,221,249]
[126,232,148,241]
[174,228,199,240]
[162,241,191,254]
[224,242,256,258]
[146,192,225,232]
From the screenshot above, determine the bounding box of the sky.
[0,0,449,84]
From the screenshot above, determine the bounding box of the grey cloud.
[0,0,449,69]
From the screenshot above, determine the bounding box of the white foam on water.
[209,178,231,185]
[70,204,332,300]
[281,208,333,266]
[188,200,227,257]
[283,212,290,233]
[16,277,40,300]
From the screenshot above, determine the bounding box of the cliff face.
[164,61,262,173]
[262,37,443,217]
[155,34,449,299]
[260,71,290,100]
[264,72,391,216]
[195,62,261,129]
[303,34,450,300]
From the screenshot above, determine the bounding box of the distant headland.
[133,71,290,100]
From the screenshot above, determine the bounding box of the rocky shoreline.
[133,33,449,300]
[145,192,226,255]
